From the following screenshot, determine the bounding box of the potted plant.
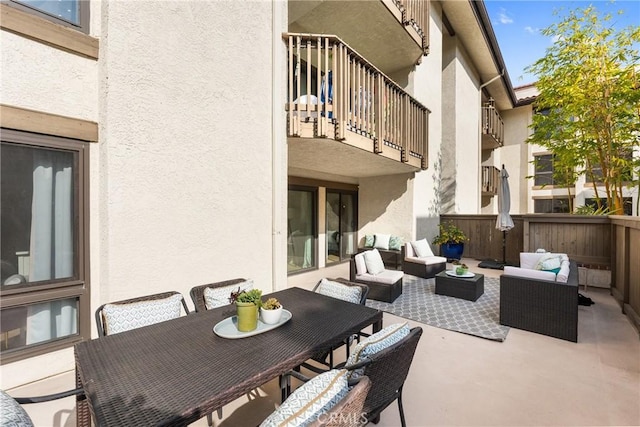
[229,288,262,332]
[455,263,469,276]
[432,221,468,261]
[260,297,283,325]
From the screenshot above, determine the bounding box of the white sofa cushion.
[373,233,391,250]
[357,269,403,285]
[504,266,557,282]
[557,260,571,283]
[411,238,434,257]
[405,255,447,265]
[354,253,367,276]
[404,242,415,258]
[520,252,545,270]
[363,249,385,275]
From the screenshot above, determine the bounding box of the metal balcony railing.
[285,33,429,169]
[482,102,504,149]
[482,166,500,195]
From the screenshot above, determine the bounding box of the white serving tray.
[445,270,475,278]
[213,309,292,339]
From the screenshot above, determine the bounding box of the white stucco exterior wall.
[501,104,533,214]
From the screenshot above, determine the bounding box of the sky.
[484,0,640,87]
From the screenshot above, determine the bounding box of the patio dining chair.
[308,278,369,369]
[189,278,252,312]
[95,291,190,337]
[1,387,86,427]
[263,369,371,427]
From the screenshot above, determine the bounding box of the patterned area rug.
[366,275,510,341]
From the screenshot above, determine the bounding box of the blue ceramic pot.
[440,243,464,260]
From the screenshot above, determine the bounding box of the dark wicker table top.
[75,287,382,427]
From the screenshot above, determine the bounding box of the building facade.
[0,0,526,407]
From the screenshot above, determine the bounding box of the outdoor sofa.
[500,252,579,342]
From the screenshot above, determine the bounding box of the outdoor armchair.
[95,290,190,337]
[189,278,251,312]
[1,387,86,427]
[401,240,447,279]
[350,250,403,302]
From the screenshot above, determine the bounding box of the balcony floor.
[12,259,640,426]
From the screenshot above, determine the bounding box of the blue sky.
[485,0,640,86]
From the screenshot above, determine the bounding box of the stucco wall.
[501,105,533,214]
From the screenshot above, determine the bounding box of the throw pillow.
[363,249,385,275]
[317,278,362,304]
[345,322,410,379]
[354,253,367,276]
[204,279,254,310]
[389,235,403,251]
[102,293,183,335]
[411,238,434,258]
[259,369,349,427]
[0,390,34,427]
[535,253,562,272]
[364,235,374,248]
[373,233,391,250]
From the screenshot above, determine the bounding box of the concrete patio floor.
[10,259,640,427]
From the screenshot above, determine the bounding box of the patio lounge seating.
[401,240,447,278]
[500,252,579,342]
[350,249,403,303]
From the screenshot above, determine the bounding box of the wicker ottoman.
[435,271,484,302]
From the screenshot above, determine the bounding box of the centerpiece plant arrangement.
[229,288,262,332]
[260,297,283,325]
[432,221,469,261]
[452,260,469,276]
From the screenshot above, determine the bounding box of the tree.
[526,5,640,215]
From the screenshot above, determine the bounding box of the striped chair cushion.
[102,293,183,335]
[204,280,254,310]
[260,369,349,427]
[316,279,361,304]
[346,322,410,379]
[0,390,34,427]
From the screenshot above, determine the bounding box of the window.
[585,198,633,215]
[326,190,358,265]
[1,129,89,363]
[4,0,89,33]
[287,187,317,273]
[534,198,571,213]
[533,154,571,186]
[585,151,633,184]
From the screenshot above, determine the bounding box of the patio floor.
[11,259,640,426]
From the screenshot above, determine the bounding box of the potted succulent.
[260,297,283,325]
[432,221,468,261]
[229,288,262,332]
[454,262,469,276]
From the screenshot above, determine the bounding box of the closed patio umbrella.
[496,164,514,265]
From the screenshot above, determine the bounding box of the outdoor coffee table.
[435,270,485,301]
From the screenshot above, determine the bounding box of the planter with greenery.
[230,288,263,332]
[260,297,283,325]
[432,221,468,260]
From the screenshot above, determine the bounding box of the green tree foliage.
[526,5,640,214]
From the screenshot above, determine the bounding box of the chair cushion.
[102,293,183,335]
[260,369,349,427]
[373,233,391,250]
[411,239,434,257]
[0,390,34,427]
[405,255,447,265]
[354,253,367,276]
[503,266,557,282]
[389,235,403,251]
[204,280,254,310]
[364,235,374,248]
[404,242,415,258]
[345,322,410,379]
[519,252,544,270]
[357,270,403,284]
[556,260,571,283]
[317,278,361,304]
[363,249,385,275]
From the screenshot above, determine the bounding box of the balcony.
[288,0,429,75]
[285,34,429,177]
[481,165,500,196]
[481,100,504,149]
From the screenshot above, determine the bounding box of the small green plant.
[432,221,468,245]
[574,204,612,215]
[229,288,262,306]
[262,297,281,310]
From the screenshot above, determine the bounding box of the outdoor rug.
[365,275,510,341]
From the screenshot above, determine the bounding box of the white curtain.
[26,151,77,345]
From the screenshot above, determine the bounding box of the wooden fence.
[440,214,639,334]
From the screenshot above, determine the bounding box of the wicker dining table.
[74,286,383,426]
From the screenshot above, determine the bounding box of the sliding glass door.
[326,191,357,264]
[287,187,316,273]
